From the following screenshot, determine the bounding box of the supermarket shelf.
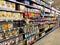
[31,0,51,10]
[0,9,24,13]
[0,27,19,32]
[5,0,51,10]
[5,0,41,10]
[4,0,60,13]
[0,33,24,43]
[0,20,22,22]
[32,26,56,45]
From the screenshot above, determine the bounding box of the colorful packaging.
[6,2,11,10]
[8,22,13,29]
[0,1,6,8]
[5,32,9,38]
[17,5,25,12]
[2,22,8,30]
[20,13,23,20]
[0,11,6,20]
[5,12,12,20]
[15,37,19,44]
[14,13,20,20]
[0,32,4,40]
[10,3,15,11]
[19,35,23,41]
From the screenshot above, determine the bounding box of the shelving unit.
[0,0,60,45]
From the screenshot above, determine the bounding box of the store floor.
[33,27,60,45]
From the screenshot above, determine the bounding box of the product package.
[14,13,20,20]
[19,35,23,42]
[12,12,16,20]
[5,12,12,20]
[6,2,15,11]
[15,37,19,44]
[6,2,11,10]
[20,13,23,20]
[0,32,4,40]
[0,11,6,20]
[2,22,8,30]
[17,5,25,12]
[5,32,9,38]
[10,3,15,11]
[8,22,13,29]
[0,1,6,8]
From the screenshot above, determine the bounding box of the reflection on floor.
[33,27,60,45]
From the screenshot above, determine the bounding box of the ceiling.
[46,0,60,10]
[53,0,60,8]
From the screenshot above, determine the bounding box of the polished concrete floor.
[33,27,60,45]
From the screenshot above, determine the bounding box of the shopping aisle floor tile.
[33,27,60,45]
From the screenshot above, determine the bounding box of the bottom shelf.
[31,26,57,45]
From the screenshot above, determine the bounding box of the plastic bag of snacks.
[17,5,25,12]
[14,13,20,20]
[0,1,6,9]
[5,2,11,10]
[8,22,13,29]
[15,37,19,44]
[6,2,15,11]
[0,11,6,20]
[0,32,4,40]
[2,22,8,30]
[5,12,12,20]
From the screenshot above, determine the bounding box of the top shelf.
[3,0,60,13]
[5,0,51,9]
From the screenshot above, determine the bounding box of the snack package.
[0,11,2,20]
[6,2,11,10]
[9,30,13,36]
[18,41,24,45]
[5,32,9,38]
[0,32,4,40]
[2,41,7,45]
[10,3,15,11]
[19,5,25,12]
[8,22,13,29]
[0,11,6,20]
[19,35,23,41]
[12,13,16,20]
[5,12,12,20]
[20,13,23,20]
[7,40,11,45]
[0,1,6,8]
[16,37,19,44]
[15,13,20,20]
[2,22,8,30]
[11,38,15,45]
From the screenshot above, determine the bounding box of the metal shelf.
[0,9,24,13]
[0,33,24,43]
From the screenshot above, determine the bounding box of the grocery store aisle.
[33,27,60,45]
